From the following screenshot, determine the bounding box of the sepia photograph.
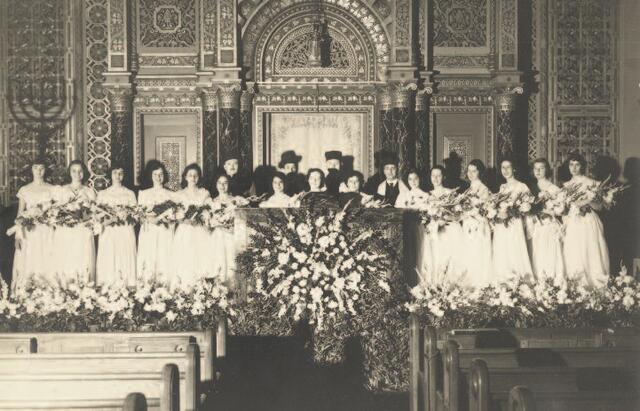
[0,0,639,410]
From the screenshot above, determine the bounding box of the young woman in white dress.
[209,174,249,283]
[171,164,212,287]
[11,160,56,290]
[259,172,295,208]
[530,158,565,283]
[53,160,97,285]
[338,171,375,208]
[424,166,465,285]
[95,165,137,287]
[492,159,534,282]
[137,160,175,283]
[395,168,428,208]
[562,153,609,287]
[460,160,493,288]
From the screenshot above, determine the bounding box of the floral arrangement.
[240,207,391,329]
[407,267,640,329]
[562,177,627,217]
[419,190,462,233]
[91,203,141,233]
[533,189,567,222]
[13,201,55,232]
[0,277,232,332]
[140,200,180,228]
[487,191,535,227]
[44,198,94,228]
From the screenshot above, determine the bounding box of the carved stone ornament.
[377,86,392,111]
[240,87,255,112]
[494,86,524,112]
[218,83,242,109]
[201,90,218,111]
[415,88,433,111]
[391,82,418,109]
[107,88,132,112]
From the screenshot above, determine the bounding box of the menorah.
[6,76,77,160]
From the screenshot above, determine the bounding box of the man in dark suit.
[374,152,408,206]
[221,154,252,197]
[278,150,306,196]
[324,150,343,195]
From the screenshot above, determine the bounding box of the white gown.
[259,192,294,208]
[95,186,137,287]
[171,188,212,287]
[137,187,175,283]
[12,183,56,290]
[424,187,466,285]
[492,181,534,282]
[530,180,565,283]
[562,175,609,287]
[52,185,97,285]
[208,195,244,284]
[394,187,428,209]
[460,180,493,288]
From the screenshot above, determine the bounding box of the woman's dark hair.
[180,163,203,188]
[467,159,486,179]
[403,167,420,186]
[269,171,287,195]
[30,158,49,180]
[499,157,520,180]
[428,165,447,189]
[210,172,229,197]
[343,170,364,187]
[306,168,326,188]
[67,160,90,184]
[142,160,169,189]
[532,158,553,179]
[566,152,588,174]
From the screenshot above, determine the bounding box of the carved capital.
[391,81,418,109]
[377,86,392,111]
[415,88,433,111]
[107,88,132,113]
[201,90,218,112]
[218,83,242,109]
[493,86,523,112]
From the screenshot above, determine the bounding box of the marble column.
[107,88,133,187]
[415,87,432,175]
[202,90,218,179]
[392,82,418,178]
[494,87,524,165]
[218,84,242,163]
[239,85,255,170]
[377,86,393,154]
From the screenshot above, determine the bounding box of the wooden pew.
[409,315,640,411]
[0,317,227,393]
[0,353,188,411]
[503,377,640,411]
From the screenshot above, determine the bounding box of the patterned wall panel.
[201,0,217,68]
[433,0,488,48]
[499,0,517,69]
[6,0,69,195]
[443,135,473,178]
[156,136,186,190]
[138,0,196,49]
[85,0,111,189]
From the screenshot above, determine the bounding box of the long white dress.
[12,183,56,290]
[460,180,493,288]
[52,185,97,285]
[259,192,294,208]
[394,187,429,208]
[208,195,245,284]
[95,186,137,287]
[137,187,175,283]
[171,188,212,287]
[530,180,565,283]
[424,187,466,285]
[562,175,609,287]
[492,181,534,282]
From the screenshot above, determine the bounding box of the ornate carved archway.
[241,0,391,82]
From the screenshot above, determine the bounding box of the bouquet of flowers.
[206,202,236,231]
[245,208,390,329]
[532,189,567,223]
[44,198,94,228]
[560,177,627,217]
[91,203,141,234]
[419,190,462,233]
[141,200,179,228]
[487,191,535,227]
[10,200,55,235]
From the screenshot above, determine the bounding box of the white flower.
[277,253,290,265]
[166,310,177,322]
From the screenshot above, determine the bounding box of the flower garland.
[407,267,640,329]
[418,190,462,233]
[487,191,535,227]
[239,208,391,329]
[0,278,232,332]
